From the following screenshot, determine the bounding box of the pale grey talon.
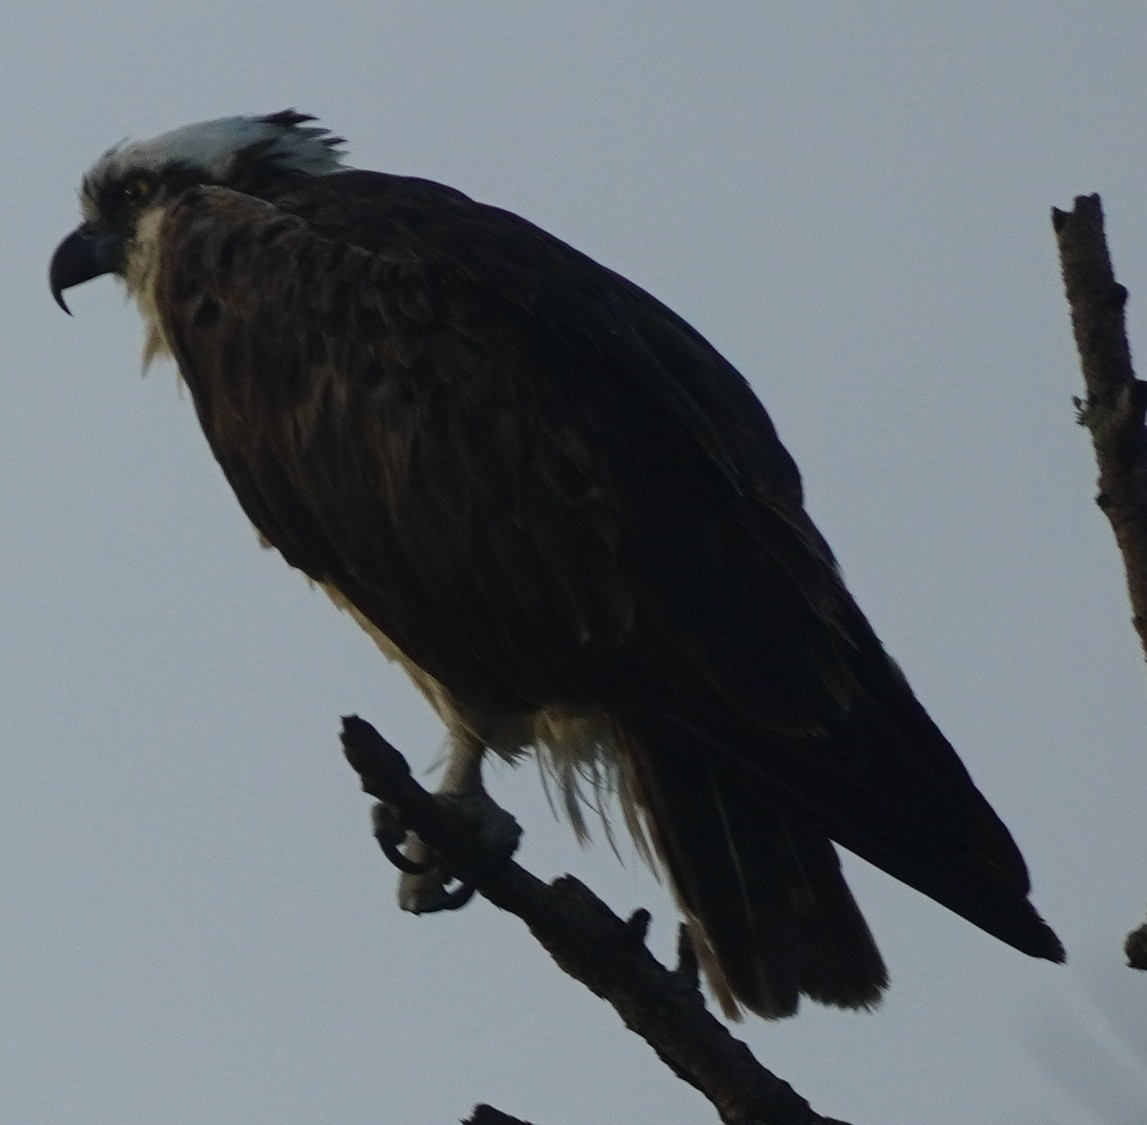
[371,803,435,875]
[398,852,469,913]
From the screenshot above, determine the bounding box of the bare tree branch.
[340,714,854,1125]
[1053,195,1147,970]
[1053,193,1147,663]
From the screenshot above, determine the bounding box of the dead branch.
[1053,194,1147,664]
[340,714,853,1125]
[1053,195,1147,970]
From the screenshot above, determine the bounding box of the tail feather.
[620,690,1063,1017]
[785,825,888,1009]
[626,733,888,1018]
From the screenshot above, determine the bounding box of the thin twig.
[340,715,853,1125]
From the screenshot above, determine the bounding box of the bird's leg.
[382,729,521,914]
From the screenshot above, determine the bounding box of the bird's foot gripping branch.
[346,717,521,912]
[338,714,856,1125]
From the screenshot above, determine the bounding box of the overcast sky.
[5,4,1147,1123]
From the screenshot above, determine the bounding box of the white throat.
[123,208,174,370]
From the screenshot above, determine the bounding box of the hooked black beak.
[49,224,122,315]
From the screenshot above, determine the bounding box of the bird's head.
[49,110,345,313]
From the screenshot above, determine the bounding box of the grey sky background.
[4,4,1147,1122]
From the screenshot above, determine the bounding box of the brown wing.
[151,178,1062,1015]
[153,179,858,726]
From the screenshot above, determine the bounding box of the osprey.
[50,111,1063,1018]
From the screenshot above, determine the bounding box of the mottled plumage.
[50,112,1063,1018]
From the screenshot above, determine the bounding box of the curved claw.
[435,881,478,911]
[371,801,436,874]
[377,832,437,875]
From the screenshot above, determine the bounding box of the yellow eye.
[122,175,154,203]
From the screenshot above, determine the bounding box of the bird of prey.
[50,111,1063,1018]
